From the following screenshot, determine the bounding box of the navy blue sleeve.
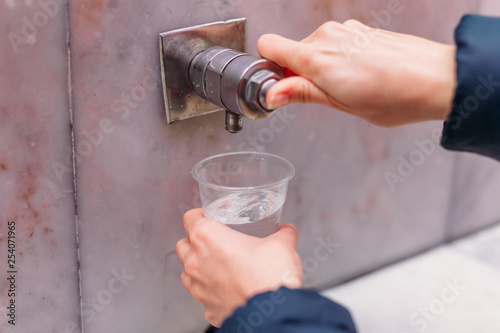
[441,15,500,160]
[217,287,357,333]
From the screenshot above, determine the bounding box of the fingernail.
[268,94,289,109]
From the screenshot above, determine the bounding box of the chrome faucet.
[159,18,284,133]
[189,46,283,132]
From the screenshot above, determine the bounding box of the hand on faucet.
[257,19,456,127]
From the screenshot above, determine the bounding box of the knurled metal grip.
[189,46,284,121]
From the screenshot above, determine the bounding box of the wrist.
[433,44,457,120]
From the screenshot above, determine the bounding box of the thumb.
[266,76,333,109]
[268,224,299,248]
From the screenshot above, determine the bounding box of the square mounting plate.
[159,18,247,124]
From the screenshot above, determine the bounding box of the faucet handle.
[189,47,284,124]
[259,79,279,111]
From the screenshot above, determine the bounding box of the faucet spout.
[225,111,243,133]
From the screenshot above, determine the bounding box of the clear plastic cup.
[192,151,295,238]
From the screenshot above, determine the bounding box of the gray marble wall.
[1,1,500,333]
[0,1,80,333]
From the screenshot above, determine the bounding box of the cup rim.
[191,151,295,191]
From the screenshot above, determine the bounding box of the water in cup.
[204,190,285,238]
[192,151,294,237]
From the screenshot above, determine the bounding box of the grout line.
[63,3,84,333]
[441,154,500,243]
[442,153,461,242]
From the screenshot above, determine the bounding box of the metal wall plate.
[159,18,247,123]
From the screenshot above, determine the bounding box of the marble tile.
[445,154,500,240]
[323,246,500,333]
[0,2,80,333]
[162,252,207,333]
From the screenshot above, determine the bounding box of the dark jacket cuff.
[218,287,357,333]
[441,14,500,160]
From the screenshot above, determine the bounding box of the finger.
[205,309,218,328]
[266,76,333,109]
[342,19,368,30]
[188,217,231,246]
[188,280,210,306]
[180,271,192,291]
[183,208,204,235]
[175,237,190,265]
[300,21,344,43]
[268,224,299,248]
[205,308,224,328]
[257,34,312,74]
